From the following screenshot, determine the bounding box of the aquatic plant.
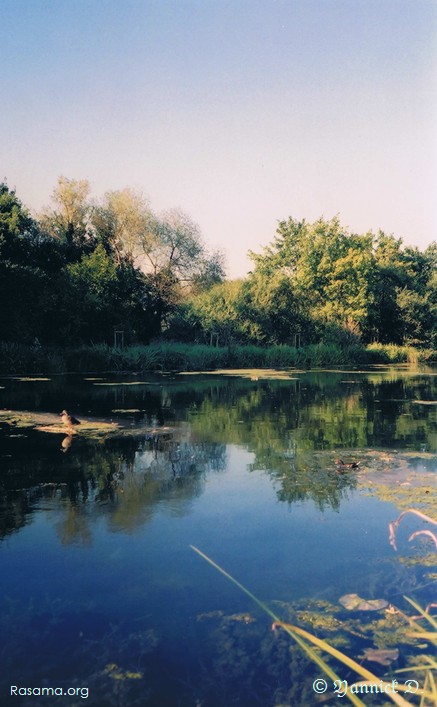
[1,339,434,374]
[191,546,436,706]
[0,595,158,706]
[391,597,437,707]
[389,509,437,552]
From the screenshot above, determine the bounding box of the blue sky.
[1,0,436,277]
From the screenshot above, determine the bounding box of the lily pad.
[359,648,399,666]
[339,593,388,611]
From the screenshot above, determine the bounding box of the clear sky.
[1,0,436,278]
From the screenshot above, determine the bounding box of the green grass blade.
[419,671,437,707]
[276,622,414,707]
[396,660,437,673]
[190,546,414,707]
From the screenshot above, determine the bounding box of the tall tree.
[92,188,152,264]
[40,176,94,254]
[93,194,225,332]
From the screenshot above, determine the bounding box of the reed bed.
[0,341,435,375]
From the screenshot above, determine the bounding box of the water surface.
[0,367,436,706]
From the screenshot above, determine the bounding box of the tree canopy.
[1,178,435,350]
[1,178,225,345]
[176,216,436,348]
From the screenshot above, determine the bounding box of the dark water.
[0,367,436,706]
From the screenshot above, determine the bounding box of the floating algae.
[178,368,300,380]
[36,421,119,437]
[93,381,155,386]
[0,409,119,436]
[14,377,51,382]
[0,409,176,441]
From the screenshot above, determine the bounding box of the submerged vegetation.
[192,547,437,706]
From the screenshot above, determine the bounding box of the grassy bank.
[0,341,436,376]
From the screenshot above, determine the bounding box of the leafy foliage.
[1,179,435,351]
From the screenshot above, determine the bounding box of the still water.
[0,367,436,706]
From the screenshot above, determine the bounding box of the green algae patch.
[351,449,436,485]
[0,410,40,429]
[36,420,119,437]
[93,381,155,386]
[0,410,119,437]
[0,409,177,441]
[398,553,436,568]
[363,478,437,518]
[355,450,436,520]
[14,377,51,382]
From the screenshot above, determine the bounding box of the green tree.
[249,216,374,340]
[180,280,246,344]
[0,182,38,262]
[238,271,312,344]
[63,244,158,343]
[0,183,62,342]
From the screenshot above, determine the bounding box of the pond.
[0,367,436,706]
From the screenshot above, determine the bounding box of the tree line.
[0,178,224,346]
[178,216,437,348]
[1,178,436,349]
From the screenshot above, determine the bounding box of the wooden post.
[113,327,125,348]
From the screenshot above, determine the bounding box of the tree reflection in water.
[0,428,227,543]
[0,369,436,706]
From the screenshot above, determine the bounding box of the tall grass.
[366,344,436,364]
[0,342,64,374]
[0,340,435,375]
